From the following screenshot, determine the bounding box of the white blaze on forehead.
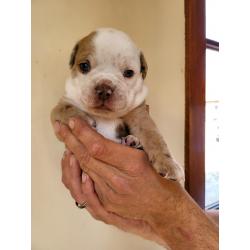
[94,28,140,68]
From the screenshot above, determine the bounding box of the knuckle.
[89,141,106,158]
[59,126,69,141]
[111,175,129,193]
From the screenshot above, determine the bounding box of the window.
[185,0,220,209]
[205,0,219,208]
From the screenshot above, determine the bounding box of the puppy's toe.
[159,172,167,178]
[121,135,143,149]
[150,153,183,182]
[156,166,172,179]
[87,117,97,129]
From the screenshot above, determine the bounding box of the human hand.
[53,118,218,250]
[60,148,166,246]
[54,117,175,222]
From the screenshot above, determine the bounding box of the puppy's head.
[64,28,148,119]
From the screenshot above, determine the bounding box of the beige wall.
[32,0,185,249]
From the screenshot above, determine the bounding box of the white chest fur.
[93,116,123,143]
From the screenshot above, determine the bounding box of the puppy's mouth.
[93,102,113,111]
[83,95,116,112]
[82,95,128,118]
[80,83,127,117]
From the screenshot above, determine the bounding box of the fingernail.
[62,149,69,159]
[70,155,75,167]
[64,149,70,157]
[54,121,60,133]
[82,173,88,183]
[69,119,75,129]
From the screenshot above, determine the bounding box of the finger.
[58,124,121,184]
[83,177,148,232]
[79,157,127,195]
[68,155,86,204]
[61,149,72,189]
[81,175,113,223]
[53,121,64,141]
[68,117,147,169]
[89,171,115,205]
[81,176,151,233]
[57,123,92,170]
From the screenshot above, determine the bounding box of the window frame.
[185,0,220,209]
[185,0,206,208]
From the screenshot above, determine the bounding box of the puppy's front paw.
[121,135,143,149]
[51,102,96,128]
[150,152,185,185]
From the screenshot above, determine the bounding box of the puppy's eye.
[123,69,134,78]
[79,61,91,74]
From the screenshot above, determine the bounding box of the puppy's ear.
[140,52,148,79]
[69,43,79,68]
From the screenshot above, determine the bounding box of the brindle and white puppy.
[51,28,184,184]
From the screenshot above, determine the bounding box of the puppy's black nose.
[95,83,114,101]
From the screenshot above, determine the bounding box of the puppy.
[51,28,184,184]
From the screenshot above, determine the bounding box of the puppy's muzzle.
[95,81,115,101]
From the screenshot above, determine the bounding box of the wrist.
[148,178,186,230]
[146,179,219,250]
